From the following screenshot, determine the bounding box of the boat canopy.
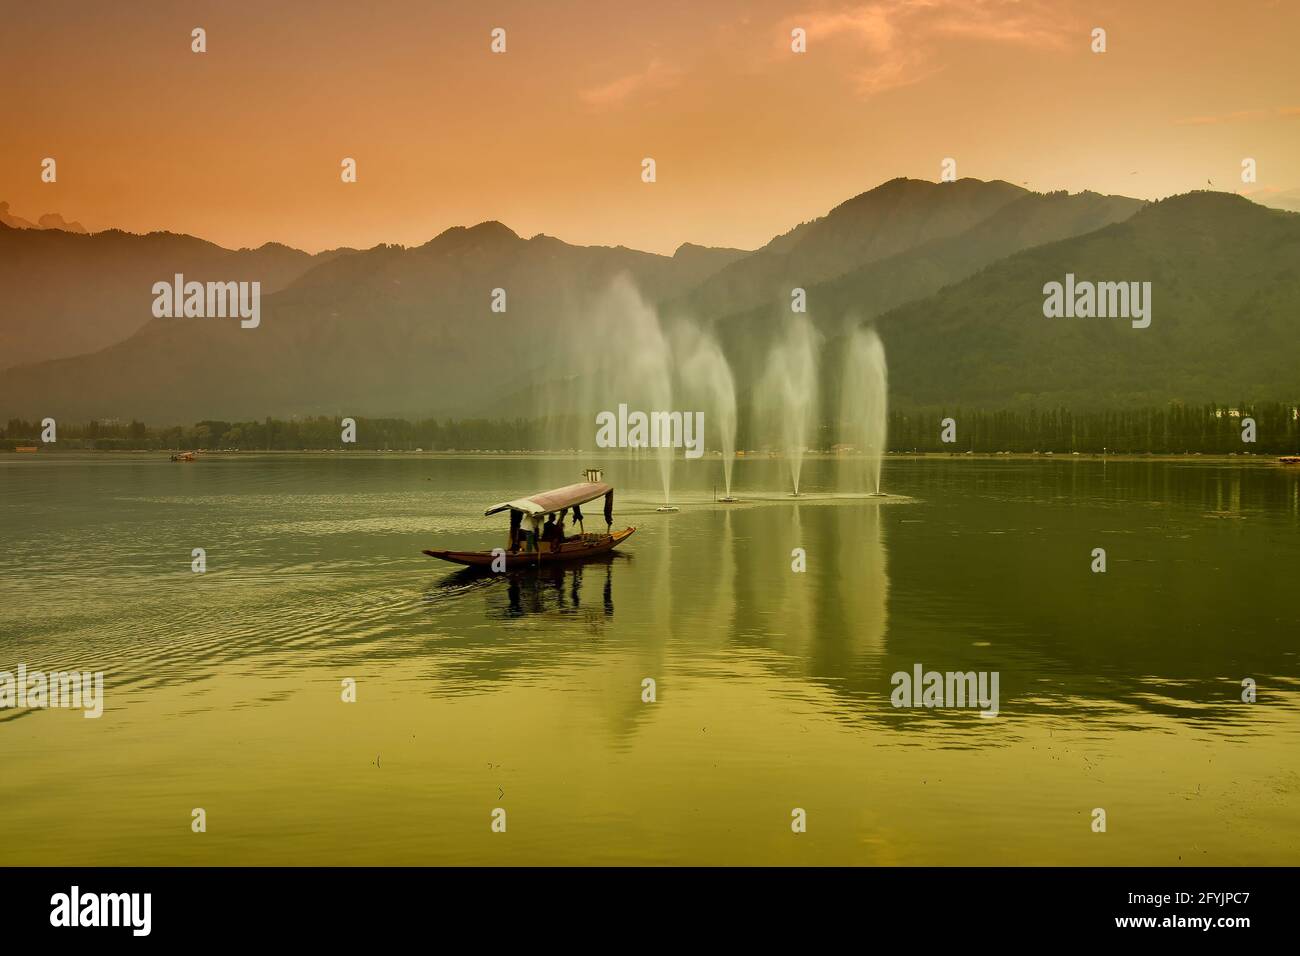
[485,481,612,518]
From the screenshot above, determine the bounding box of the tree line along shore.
[3,403,1298,455]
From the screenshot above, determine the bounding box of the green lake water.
[1,453,1297,864]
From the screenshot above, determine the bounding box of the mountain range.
[0,221,352,368]
[0,202,86,234]
[881,191,1300,408]
[0,179,1296,423]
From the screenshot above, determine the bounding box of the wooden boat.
[1278,456,1300,464]
[170,451,196,462]
[423,474,636,569]
[426,526,636,569]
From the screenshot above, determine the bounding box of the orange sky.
[4,0,1298,254]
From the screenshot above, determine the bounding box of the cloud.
[785,0,1073,95]
[932,0,1071,46]
[1174,106,1300,126]
[580,58,682,108]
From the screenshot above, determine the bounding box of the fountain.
[577,278,885,509]
[676,322,738,502]
[590,277,676,509]
[761,314,820,496]
[838,324,889,496]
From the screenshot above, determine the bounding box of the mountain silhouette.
[663,177,1031,322]
[877,192,1300,407]
[0,201,87,234]
[0,222,747,421]
[0,223,351,368]
[0,181,1294,423]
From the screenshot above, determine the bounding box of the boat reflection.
[434,553,623,620]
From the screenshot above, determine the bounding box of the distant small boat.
[15,445,38,453]
[1278,456,1300,464]
[424,471,636,569]
[170,451,196,462]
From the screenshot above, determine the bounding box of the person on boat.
[508,510,523,552]
[524,513,541,552]
[542,515,562,549]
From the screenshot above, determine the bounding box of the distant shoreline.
[5,448,1297,463]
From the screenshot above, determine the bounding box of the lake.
[1,452,1297,865]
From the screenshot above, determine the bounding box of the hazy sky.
[4,0,1297,254]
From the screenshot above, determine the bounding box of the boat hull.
[424,527,636,568]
